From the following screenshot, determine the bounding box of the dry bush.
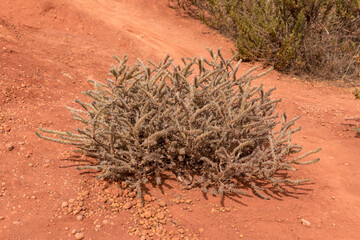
[36,49,320,199]
[174,0,360,82]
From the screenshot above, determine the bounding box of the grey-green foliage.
[36,49,320,199]
[177,0,360,81]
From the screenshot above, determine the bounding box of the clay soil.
[1,0,360,239]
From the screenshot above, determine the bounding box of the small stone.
[13,221,21,225]
[143,211,152,219]
[331,196,336,200]
[0,216,5,220]
[71,229,77,234]
[143,194,152,202]
[74,232,84,239]
[158,199,167,207]
[102,219,109,225]
[62,202,69,208]
[76,215,83,221]
[178,228,184,234]
[199,228,204,233]
[156,212,165,220]
[128,191,136,198]
[301,219,311,227]
[123,202,132,210]
[6,143,14,151]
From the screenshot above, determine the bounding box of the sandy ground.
[0,0,360,239]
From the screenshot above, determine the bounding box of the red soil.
[0,0,359,239]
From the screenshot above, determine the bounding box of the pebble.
[74,232,84,239]
[158,199,167,207]
[199,228,204,233]
[156,212,165,220]
[76,215,83,221]
[143,211,152,219]
[123,202,132,210]
[143,194,152,202]
[0,216,5,220]
[301,219,311,227]
[5,143,14,151]
[102,219,109,225]
[62,202,69,208]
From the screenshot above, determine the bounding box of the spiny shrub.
[36,49,320,199]
[175,0,360,81]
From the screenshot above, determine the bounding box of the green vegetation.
[176,0,360,81]
[36,49,320,199]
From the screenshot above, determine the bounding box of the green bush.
[36,49,320,199]
[176,0,360,81]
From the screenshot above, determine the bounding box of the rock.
[199,228,204,233]
[143,211,152,219]
[143,194,152,202]
[76,215,83,221]
[0,216,5,220]
[123,202,132,210]
[74,232,84,239]
[5,143,14,151]
[158,199,167,207]
[62,202,69,208]
[301,219,311,227]
[102,219,109,225]
[156,212,165,220]
[128,191,136,198]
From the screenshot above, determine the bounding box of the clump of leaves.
[36,49,320,199]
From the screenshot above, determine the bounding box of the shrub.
[175,0,360,82]
[36,49,320,199]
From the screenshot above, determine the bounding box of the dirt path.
[0,0,359,239]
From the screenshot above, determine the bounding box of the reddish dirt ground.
[0,0,359,239]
